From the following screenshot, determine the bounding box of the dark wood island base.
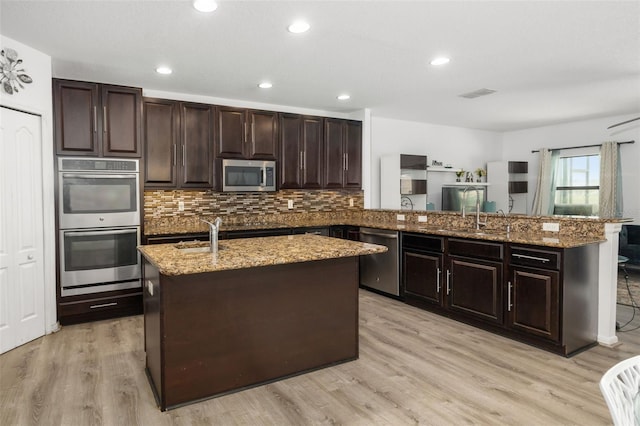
[143,256,360,411]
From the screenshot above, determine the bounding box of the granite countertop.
[144,216,608,249]
[350,221,606,248]
[138,234,388,276]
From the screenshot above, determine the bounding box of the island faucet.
[201,217,222,254]
[461,186,486,230]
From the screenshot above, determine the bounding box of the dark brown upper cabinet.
[54,79,142,157]
[323,118,362,189]
[180,103,214,187]
[279,114,323,189]
[143,98,179,187]
[143,98,214,189]
[216,106,277,160]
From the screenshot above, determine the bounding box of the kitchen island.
[138,234,386,411]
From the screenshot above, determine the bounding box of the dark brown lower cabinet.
[508,265,559,341]
[446,238,504,326]
[330,225,360,241]
[506,244,598,355]
[447,256,503,325]
[402,233,444,308]
[402,234,598,357]
[404,251,443,306]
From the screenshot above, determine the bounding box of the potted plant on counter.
[475,168,486,182]
[455,169,465,182]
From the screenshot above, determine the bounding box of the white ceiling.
[1,0,639,131]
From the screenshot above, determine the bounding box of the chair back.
[600,355,640,425]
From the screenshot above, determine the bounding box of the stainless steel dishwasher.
[359,227,399,296]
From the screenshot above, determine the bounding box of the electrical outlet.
[542,222,560,232]
[397,214,405,221]
[349,198,354,207]
[418,215,428,223]
[178,201,185,211]
[287,199,294,209]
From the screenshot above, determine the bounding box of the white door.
[0,106,45,354]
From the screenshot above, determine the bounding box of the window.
[554,154,599,216]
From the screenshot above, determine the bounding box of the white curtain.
[531,148,559,216]
[599,141,623,218]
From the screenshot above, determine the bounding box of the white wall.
[502,113,640,222]
[368,116,503,209]
[0,35,56,332]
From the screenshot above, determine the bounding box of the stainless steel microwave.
[222,159,276,192]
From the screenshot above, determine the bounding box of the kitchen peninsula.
[138,234,386,410]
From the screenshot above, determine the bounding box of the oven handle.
[64,229,137,237]
[62,173,136,179]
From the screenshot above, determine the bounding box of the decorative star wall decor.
[1,48,33,95]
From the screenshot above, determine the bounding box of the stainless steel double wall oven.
[58,157,141,297]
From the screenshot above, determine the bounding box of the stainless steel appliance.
[58,157,140,229]
[57,157,141,296]
[359,228,400,296]
[59,227,141,296]
[442,185,486,212]
[222,159,276,192]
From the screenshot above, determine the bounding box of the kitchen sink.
[428,228,507,237]
[176,246,212,253]
[453,229,507,237]
[174,242,224,253]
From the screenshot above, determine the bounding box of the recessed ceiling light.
[337,94,350,101]
[193,0,217,13]
[430,57,450,66]
[155,66,172,75]
[288,20,310,34]
[258,82,273,89]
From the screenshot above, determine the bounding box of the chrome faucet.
[462,186,486,230]
[497,209,511,235]
[201,217,222,254]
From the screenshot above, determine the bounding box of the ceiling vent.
[458,88,497,99]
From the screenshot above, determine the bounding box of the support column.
[598,222,622,345]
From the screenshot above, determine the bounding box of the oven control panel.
[59,157,138,172]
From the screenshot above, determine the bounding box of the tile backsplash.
[144,189,364,220]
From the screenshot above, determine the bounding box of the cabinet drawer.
[509,246,561,270]
[145,233,209,244]
[59,292,142,325]
[402,233,444,252]
[448,238,503,261]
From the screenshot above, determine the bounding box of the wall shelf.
[427,166,462,173]
[445,182,490,186]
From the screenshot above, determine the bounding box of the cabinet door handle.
[436,267,441,293]
[93,106,97,133]
[343,153,347,171]
[303,150,306,170]
[446,269,451,295]
[507,281,513,312]
[90,302,117,309]
[173,144,177,166]
[103,106,107,133]
[182,145,186,167]
[244,122,248,144]
[300,151,304,170]
[345,153,349,170]
[251,121,255,144]
[512,253,550,263]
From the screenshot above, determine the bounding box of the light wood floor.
[2,290,640,426]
